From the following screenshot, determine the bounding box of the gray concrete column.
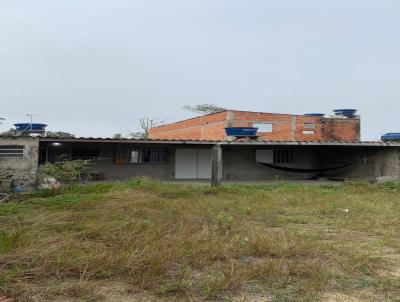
[211,144,223,186]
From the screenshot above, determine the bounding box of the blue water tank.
[381,133,400,141]
[333,109,357,118]
[14,123,47,133]
[225,127,258,136]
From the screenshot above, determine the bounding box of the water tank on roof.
[333,109,357,118]
[14,123,47,136]
[225,127,258,136]
[381,133,400,141]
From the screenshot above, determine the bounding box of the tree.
[0,128,16,136]
[183,104,226,115]
[1,128,75,137]
[46,131,75,138]
[112,133,123,139]
[129,117,166,139]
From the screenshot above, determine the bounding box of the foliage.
[46,131,75,138]
[1,179,400,301]
[0,128,16,136]
[112,133,123,139]
[37,159,91,184]
[183,103,226,115]
[0,129,75,137]
[129,117,166,139]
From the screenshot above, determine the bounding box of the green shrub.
[38,159,91,184]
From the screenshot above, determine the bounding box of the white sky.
[1,0,399,140]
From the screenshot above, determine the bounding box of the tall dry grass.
[1,178,400,301]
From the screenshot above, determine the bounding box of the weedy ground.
[1,178,400,302]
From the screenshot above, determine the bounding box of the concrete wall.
[0,136,39,191]
[44,142,213,180]
[318,146,400,181]
[222,146,319,180]
[91,144,176,180]
[43,142,400,182]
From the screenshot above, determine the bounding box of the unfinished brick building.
[149,110,361,141]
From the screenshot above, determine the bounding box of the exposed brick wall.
[295,116,324,141]
[149,111,228,140]
[321,117,360,141]
[229,111,294,141]
[149,110,361,142]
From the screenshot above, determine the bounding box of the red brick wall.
[149,110,361,142]
[321,118,360,141]
[148,111,228,140]
[229,111,294,140]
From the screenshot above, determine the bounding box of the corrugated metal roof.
[2,135,400,146]
[35,136,400,147]
[38,137,222,144]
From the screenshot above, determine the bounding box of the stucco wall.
[0,136,39,191]
[317,146,400,181]
[91,144,176,180]
[43,142,400,182]
[44,143,211,180]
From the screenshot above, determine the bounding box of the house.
[1,135,400,192]
[149,109,361,141]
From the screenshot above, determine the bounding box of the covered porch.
[39,138,400,185]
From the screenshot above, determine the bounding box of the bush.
[38,159,91,184]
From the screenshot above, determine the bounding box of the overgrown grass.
[1,178,400,301]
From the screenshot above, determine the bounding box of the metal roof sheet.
[2,135,400,146]
[35,136,400,147]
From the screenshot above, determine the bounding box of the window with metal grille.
[273,149,293,164]
[114,148,167,164]
[71,148,100,160]
[0,145,24,158]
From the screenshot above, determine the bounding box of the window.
[273,149,293,164]
[304,123,315,129]
[114,148,167,164]
[130,149,167,163]
[254,123,273,133]
[71,148,100,160]
[0,145,24,158]
[302,130,315,135]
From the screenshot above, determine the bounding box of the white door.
[175,149,198,179]
[175,149,212,179]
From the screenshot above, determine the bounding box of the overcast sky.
[1,0,399,140]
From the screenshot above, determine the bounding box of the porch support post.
[211,143,223,186]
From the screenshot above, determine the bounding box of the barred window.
[273,149,293,164]
[114,148,167,164]
[0,145,24,158]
